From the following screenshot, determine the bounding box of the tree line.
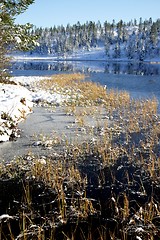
[28,18,160,61]
[1,1,160,84]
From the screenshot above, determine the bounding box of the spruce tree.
[150,22,158,47]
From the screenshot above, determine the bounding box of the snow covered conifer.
[0,0,37,83]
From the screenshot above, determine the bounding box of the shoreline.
[11,54,160,64]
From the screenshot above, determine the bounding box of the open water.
[11,59,160,111]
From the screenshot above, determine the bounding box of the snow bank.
[0,84,33,121]
[0,83,33,142]
[31,90,66,104]
[0,76,68,142]
[11,46,107,61]
[12,76,48,85]
[12,76,68,104]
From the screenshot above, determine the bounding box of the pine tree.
[117,20,123,42]
[0,0,37,83]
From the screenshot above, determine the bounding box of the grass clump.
[31,73,130,108]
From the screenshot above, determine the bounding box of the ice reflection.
[11,60,160,76]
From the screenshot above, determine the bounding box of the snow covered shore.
[0,76,66,142]
[11,46,160,63]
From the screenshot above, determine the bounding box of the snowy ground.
[11,46,160,63]
[11,47,107,61]
[0,76,67,142]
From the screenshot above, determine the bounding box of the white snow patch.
[0,84,33,121]
[11,76,50,85]
[0,83,33,142]
[31,90,66,104]
[0,214,14,221]
[0,76,69,142]
[135,227,145,233]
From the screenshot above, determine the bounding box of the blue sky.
[15,0,160,27]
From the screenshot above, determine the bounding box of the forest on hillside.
[25,18,160,60]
